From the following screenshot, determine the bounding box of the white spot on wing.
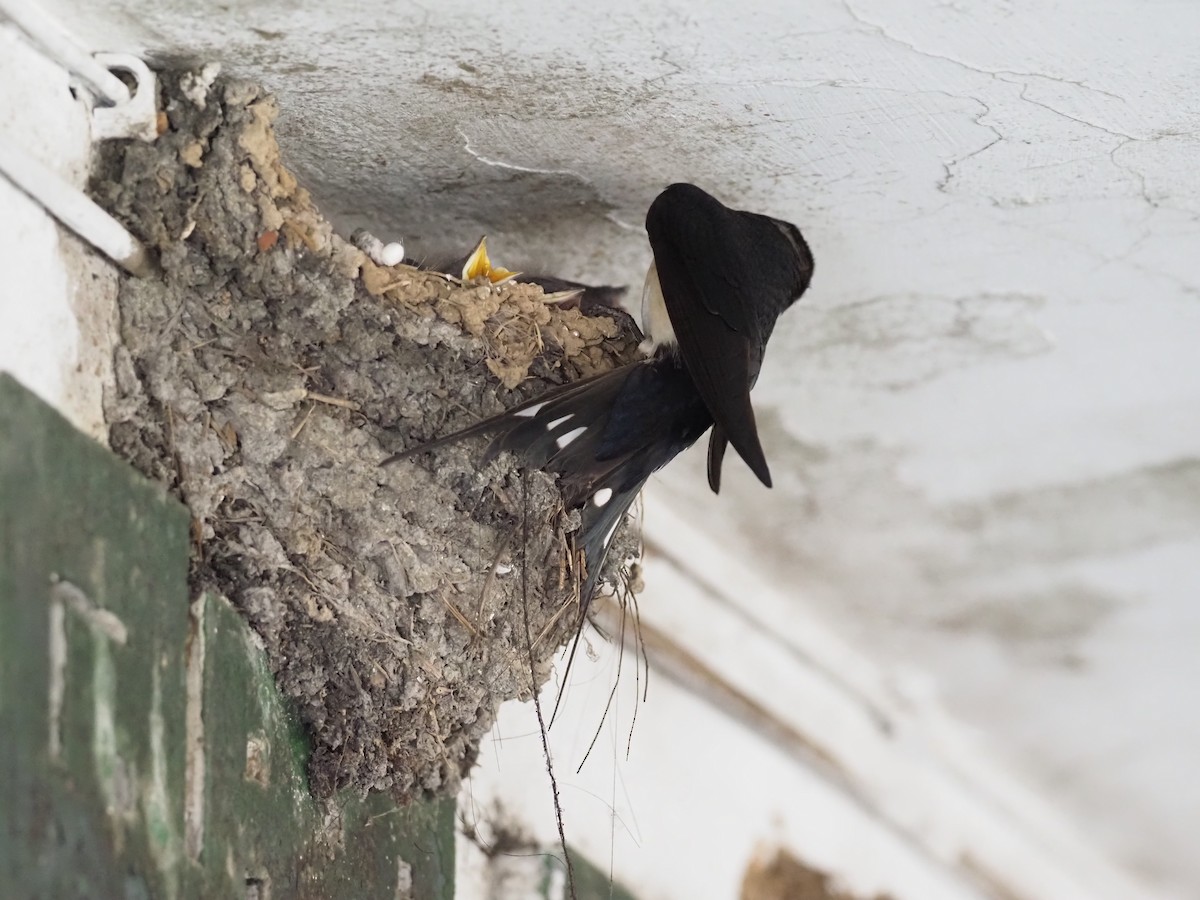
[547,414,573,430]
[514,402,546,418]
[602,521,618,548]
[555,426,586,449]
[592,488,613,507]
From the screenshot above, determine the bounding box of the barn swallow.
[383,183,814,603]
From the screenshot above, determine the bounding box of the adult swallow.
[384,183,814,602]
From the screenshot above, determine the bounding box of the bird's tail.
[385,356,714,722]
[386,353,712,603]
[378,366,618,468]
[383,362,648,601]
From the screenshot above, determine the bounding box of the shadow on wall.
[320,162,645,281]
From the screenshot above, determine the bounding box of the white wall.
[0,22,118,441]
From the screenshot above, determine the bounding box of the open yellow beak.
[461,236,519,284]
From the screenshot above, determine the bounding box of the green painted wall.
[0,374,453,898]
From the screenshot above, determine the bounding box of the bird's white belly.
[639,262,678,355]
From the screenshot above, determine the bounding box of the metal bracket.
[91,53,158,143]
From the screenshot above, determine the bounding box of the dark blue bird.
[383,183,815,602]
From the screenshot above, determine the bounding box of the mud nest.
[92,72,642,801]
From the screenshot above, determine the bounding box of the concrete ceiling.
[39,0,1200,894]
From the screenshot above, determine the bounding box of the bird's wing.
[384,357,711,601]
[646,185,772,485]
[379,366,619,467]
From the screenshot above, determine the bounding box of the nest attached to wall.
[92,72,641,801]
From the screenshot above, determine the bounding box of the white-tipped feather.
[555,426,587,449]
[514,401,546,418]
[547,414,573,430]
[602,521,619,550]
[592,487,613,507]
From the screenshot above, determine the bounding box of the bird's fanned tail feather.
[384,361,668,601]
[385,352,714,605]
[379,366,620,468]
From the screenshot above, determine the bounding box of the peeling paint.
[184,594,207,862]
[244,734,270,786]
[52,576,128,644]
[395,859,413,900]
[142,665,181,900]
[47,597,67,760]
[92,629,136,832]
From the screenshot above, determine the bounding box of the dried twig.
[520,473,577,900]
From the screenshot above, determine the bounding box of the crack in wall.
[840,0,1143,143]
[458,128,585,181]
[840,0,1122,100]
[1004,75,1138,141]
[936,97,1003,195]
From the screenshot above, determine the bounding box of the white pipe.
[0,0,131,106]
[0,137,154,277]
